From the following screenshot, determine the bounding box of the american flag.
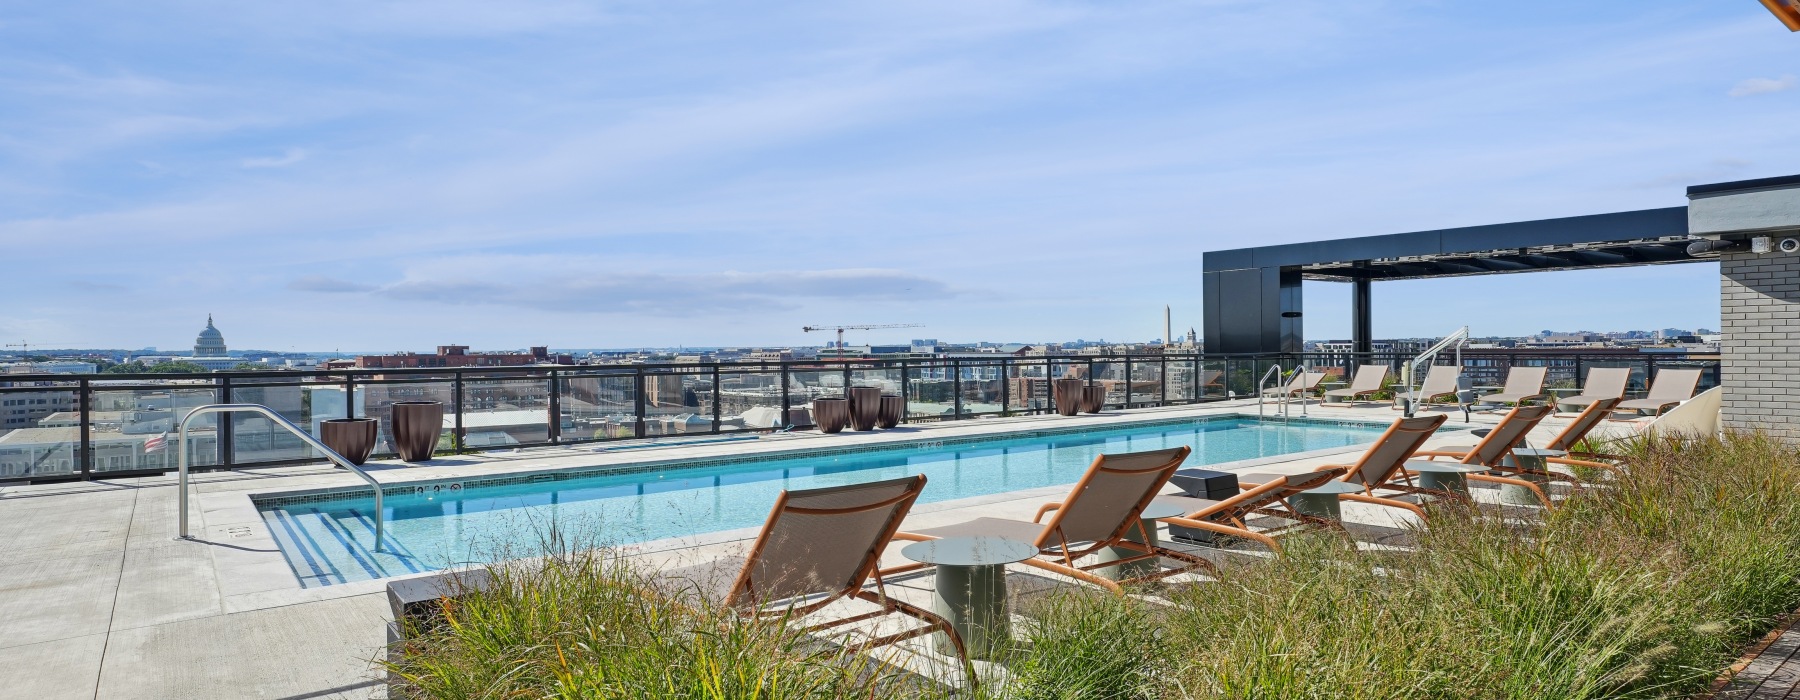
[143,432,168,453]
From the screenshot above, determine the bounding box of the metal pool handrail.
[1257,363,1285,419]
[177,404,384,551]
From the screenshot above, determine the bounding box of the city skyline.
[2,2,1781,349]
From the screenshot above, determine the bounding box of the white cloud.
[241,148,308,169]
[1729,75,1797,97]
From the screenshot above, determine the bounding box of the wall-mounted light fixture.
[1752,236,1773,254]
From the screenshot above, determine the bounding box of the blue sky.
[1,1,1794,352]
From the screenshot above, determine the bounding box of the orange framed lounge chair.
[1533,397,1627,475]
[1413,404,1581,508]
[890,447,1214,594]
[1323,365,1389,405]
[1613,368,1702,417]
[1239,414,1452,521]
[1557,367,1631,413]
[1476,366,1548,407]
[1155,467,1350,553]
[663,475,974,676]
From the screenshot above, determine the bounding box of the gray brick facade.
[1720,246,1800,440]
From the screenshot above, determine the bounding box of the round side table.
[900,536,1037,659]
[1404,460,1483,499]
[1095,499,1187,581]
[1289,480,1363,520]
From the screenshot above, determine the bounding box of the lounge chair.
[1556,367,1631,413]
[1261,371,1325,400]
[1156,467,1350,553]
[1406,365,1463,408]
[1475,366,1548,407]
[1413,404,1577,508]
[662,475,974,672]
[1538,397,1627,475]
[1238,414,1451,521]
[891,447,1214,594]
[1322,364,1389,405]
[1613,368,1703,417]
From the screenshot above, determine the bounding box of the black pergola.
[1200,206,1699,355]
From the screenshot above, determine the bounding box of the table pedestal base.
[932,563,1010,659]
[1290,491,1343,520]
[1414,470,1469,498]
[1499,452,1553,506]
[1095,518,1160,581]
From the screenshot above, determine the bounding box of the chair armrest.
[1159,516,1282,554]
[1033,502,1063,523]
[890,531,936,543]
[1412,450,1465,460]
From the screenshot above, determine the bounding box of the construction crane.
[801,324,923,350]
[4,341,70,356]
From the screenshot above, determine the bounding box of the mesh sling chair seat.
[1614,368,1704,417]
[1538,397,1627,475]
[1410,365,1463,407]
[1413,404,1585,508]
[1477,366,1548,406]
[1322,365,1389,405]
[1156,467,1350,554]
[1556,367,1631,412]
[888,446,1213,595]
[1238,414,1452,522]
[1262,371,1325,399]
[660,475,975,678]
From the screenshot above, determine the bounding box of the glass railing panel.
[1129,359,1163,406]
[905,363,955,420]
[957,361,1005,416]
[1005,359,1051,413]
[458,375,552,447]
[361,379,454,458]
[785,367,840,427]
[0,387,84,478]
[717,370,784,432]
[1165,359,1197,402]
[560,371,638,440]
[642,370,711,437]
[229,379,322,466]
[88,384,223,473]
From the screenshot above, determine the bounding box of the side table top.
[901,536,1038,567]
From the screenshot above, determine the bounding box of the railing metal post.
[451,373,464,452]
[548,369,561,444]
[780,362,792,429]
[219,376,235,469]
[953,358,963,419]
[1123,357,1132,408]
[79,378,92,479]
[899,360,910,424]
[634,368,647,438]
[711,366,722,433]
[1000,359,1011,414]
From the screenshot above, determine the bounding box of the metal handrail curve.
[177,403,384,550]
[1256,363,1285,419]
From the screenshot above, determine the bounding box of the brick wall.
[1720,246,1800,440]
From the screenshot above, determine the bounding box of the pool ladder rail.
[1256,364,1307,420]
[175,403,385,551]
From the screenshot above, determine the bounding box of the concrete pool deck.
[0,399,1600,699]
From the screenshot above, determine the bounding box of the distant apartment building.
[355,345,574,369]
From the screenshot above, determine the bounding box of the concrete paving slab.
[96,593,389,700]
[0,552,122,649]
[109,540,223,632]
[4,633,107,700]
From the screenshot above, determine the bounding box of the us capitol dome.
[193,315,228,358]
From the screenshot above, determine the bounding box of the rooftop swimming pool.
[257,414,1396,587]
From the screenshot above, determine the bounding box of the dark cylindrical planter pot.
[848,387,882,431]
[319,418,377,466]
[877,395,904,429]
[390,401,445,463]
[813,397,851,434]
[1082,386,1106,414]
[1053,378,1085,416]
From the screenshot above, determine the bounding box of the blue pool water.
[258,415,1392,587]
